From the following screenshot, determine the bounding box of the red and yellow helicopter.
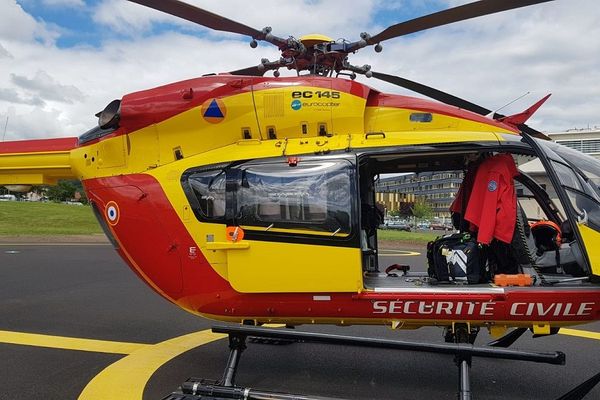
[1,0,600,398]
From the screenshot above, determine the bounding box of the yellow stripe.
[0,330,148,354]
[559,328,600,341]
[379,250,421,256]
[78,329,226,400]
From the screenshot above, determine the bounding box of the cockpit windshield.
[537,139,600,198]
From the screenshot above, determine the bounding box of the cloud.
[0,1,60,45]
[10,70,85,104]
[92,0,382,40]
[352,0,600,131]
[0,88,45,106]
[42,0,84,6]
[1,106,68,141]
[0,43,13,59]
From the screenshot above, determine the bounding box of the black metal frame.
[161,324,600,400]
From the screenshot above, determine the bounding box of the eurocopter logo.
[291,99,302,111]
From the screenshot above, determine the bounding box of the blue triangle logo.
[204,99,224,118]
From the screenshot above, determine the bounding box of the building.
[376,171,463,218]
[547,127,600,160]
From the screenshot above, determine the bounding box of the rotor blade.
[368,0,554,45]
[519,123,551,140]
[229,66,265,76]
[128,0,264,39]
[370,71,492,115]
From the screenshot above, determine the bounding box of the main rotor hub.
[299,33,334,47]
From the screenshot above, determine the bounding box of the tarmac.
[0,239,599,399]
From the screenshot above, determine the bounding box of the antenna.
[2,115,7,141]
[487,92,530,117]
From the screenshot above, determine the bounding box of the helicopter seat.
[258,202,281,220]
[492,203,581,279]
[529,220,583,276]
[308,203,327,221]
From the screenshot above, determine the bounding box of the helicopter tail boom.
[0,137,78,186]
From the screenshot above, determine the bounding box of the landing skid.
[162,325,599,400]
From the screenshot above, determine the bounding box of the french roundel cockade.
[105,201,120,226]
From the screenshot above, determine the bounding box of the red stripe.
[119,75,255,134]
[112,76,373,136]
[0,137,78,154]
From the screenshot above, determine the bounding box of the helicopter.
[1,0,600,399]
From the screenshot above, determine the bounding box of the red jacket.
[456,154,519,244]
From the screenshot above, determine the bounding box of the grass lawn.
[377,228,440,244]
[0,201,102,235]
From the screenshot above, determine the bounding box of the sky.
[0,0,599,141]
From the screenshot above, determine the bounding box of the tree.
[410,199,433,220]
[46,180,77,202]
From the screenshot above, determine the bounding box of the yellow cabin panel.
[253,85,333,139]
[577,224,600,276]
[352,130,501,148]
[97,135,127,169]
[227,241,363,293]
[156,92,261,163]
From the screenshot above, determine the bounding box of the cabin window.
[187,169,226,220]
[234,159,353,235]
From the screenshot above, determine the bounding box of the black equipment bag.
[427,232,488,284]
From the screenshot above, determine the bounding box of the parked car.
[383,222,411,231]
[430,222,454,231]
[416,221,431,230]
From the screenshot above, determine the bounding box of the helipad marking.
[1,324,599,400]
[559,328,600,341]
[0,330,148,355]
[379,249,421,256]
[78,329,225,400]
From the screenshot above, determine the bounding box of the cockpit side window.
[536,139,600,232]
[181,158,355,239]
[234,160,353,236]
[183,168,227,222]
[188,170,226,219]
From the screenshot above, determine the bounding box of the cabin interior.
[358,147,594,290]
